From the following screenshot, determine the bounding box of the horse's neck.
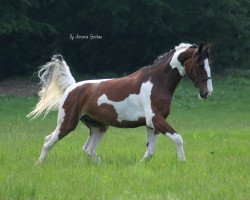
[149,63,183,96]
[148,49,195,95]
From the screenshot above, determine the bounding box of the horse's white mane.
[175,43,193,51]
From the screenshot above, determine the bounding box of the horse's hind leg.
[141,128,158,161]
[36,107,79,164]
[36,129,60,164]
[83,126,106,162]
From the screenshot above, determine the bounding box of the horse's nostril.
[200,91,208,99]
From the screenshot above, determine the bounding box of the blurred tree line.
[0,0,249,79]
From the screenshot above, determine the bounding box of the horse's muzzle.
[199,91,209,99]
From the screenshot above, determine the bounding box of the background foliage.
[0,0,249,79]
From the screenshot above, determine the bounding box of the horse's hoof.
[93,155,102,164]
[141,154,153,162]
[34,159,43,166]
[178,157,187,162]
[86,153,102,164]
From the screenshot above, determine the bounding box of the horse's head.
[184,43,213,99]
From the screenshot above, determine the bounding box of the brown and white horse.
[27,43,213,164]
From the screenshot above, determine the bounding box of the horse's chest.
[97,81,155,126]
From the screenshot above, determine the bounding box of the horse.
[27,43,213,164]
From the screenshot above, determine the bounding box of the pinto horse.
[27,43,213,164]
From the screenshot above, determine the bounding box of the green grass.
[0,75,249,200]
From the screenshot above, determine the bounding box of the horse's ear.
[198,43,204,54]
[204,43,212,52]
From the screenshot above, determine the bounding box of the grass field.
[0,74,249,200]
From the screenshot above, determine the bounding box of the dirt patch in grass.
[0,79,39,97]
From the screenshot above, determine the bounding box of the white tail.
[27,55,76,119]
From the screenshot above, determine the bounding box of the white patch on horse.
[97,80,155,127]
[204,59,213,95]
[170,43,192,76]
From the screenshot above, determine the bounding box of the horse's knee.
[43,141,54,150]
[43,134,58,149]
[175,134,183,146]
[145,119,153,129]
[44,134,52,143]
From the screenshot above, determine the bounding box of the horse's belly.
[112,117,146,128]
[85,104,146,128]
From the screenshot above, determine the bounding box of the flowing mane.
[153,43,194,64]
[175,43,193,50]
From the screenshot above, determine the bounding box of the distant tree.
[0,0,249,79]
[0,0,57,79]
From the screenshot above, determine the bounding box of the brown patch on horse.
[98,69,149,101]
[58,92,81,139]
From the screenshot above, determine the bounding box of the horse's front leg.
[153,115,186,161]
[141,127,158,161]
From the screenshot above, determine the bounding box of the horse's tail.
[26,55,76,119]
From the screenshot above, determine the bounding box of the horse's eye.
[198,64,203,68]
